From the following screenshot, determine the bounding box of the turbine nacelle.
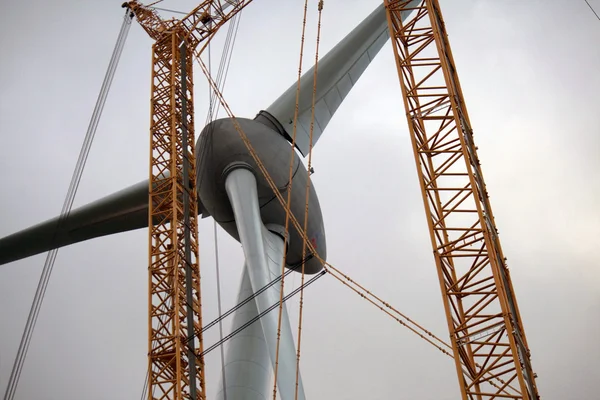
[196,116,326,275]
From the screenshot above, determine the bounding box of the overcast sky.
[0,0,599,399]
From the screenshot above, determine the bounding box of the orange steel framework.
[126,1,254,399]
[384,1,539,399]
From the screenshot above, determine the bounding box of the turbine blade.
[0,180,150,265]
[0,168,212,266]
[264,1,418,156]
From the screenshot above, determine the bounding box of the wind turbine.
[0,2,416,399]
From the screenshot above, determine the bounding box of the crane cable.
[206,10,244,400]
[138,237,303,399]
[295,1,324,398]
[146,0,164,8]
[585,0,600,21]
[213,221,227,400]
[196,2,243,205]
[272,0,310,398]
[205,9,243,125]
[153,257,312,352]
[140,256,324,362]
[323,264,517,393]
[323,263,517,393]
[199,270,326,358]
[2,10,133,400]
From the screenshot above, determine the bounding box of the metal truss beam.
[126,1,256,398]
[147,32,205,400]
[383,1,540,399]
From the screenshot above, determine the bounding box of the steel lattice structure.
[127,1,255,398]
[384,1,539,399]
[146,31,205,400]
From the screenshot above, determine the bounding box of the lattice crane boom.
[384,1,539,399]
[124,1,254,399]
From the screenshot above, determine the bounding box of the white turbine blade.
[265,1,419,156]
[224,167,305,400]
[0,180,149,265]
[0,175,207,266]
[216,265,271,400]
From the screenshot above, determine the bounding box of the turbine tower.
[0,2,416,399]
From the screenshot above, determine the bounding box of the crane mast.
[384,1,539,399]
[125,2,253,399]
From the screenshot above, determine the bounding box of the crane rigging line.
[150,256,311,351]
[140,255,313,400]
[200,270,327,358]
[212,221,228,400]
[585,0,600,21]
[295,1,324,398]
[205,9,243,125]
[150,6,187,15]
[197,5,242,197]
[146,0,165,8]
[2,10,133,400]
[195,6,243,198]
[138,258,325,365]
[205,10,243,400]
[272,0,311,397]
[139,369,148,400]
[323,264,517,393]
[201,258,309,334]
[324,266,516,393]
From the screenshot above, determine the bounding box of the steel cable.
[212,221,227,400]
[585,0,600,21]
[294,2,324,398]
[200,270,326,358]
[272,0,310,397]
[204,10,243,400]
[3,9,133,400]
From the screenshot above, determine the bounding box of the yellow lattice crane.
[384,1,540,399]
[124,1,253,399]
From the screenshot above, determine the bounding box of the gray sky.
[0,0,599,399]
